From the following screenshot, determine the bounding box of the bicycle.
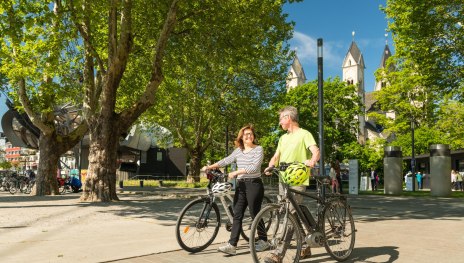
[249,163,356,262]
[175,169,272,253]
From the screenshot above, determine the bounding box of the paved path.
[1,187,464,263]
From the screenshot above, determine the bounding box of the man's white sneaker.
[255,239,270,252]
[218,243,236,255]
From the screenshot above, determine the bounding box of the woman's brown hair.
[234,124,258,150]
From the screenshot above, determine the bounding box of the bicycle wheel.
[175,197,220,253]
[9,181,17,194]
[241,194,273,242]
[24,182,33,194]
[20,181,28,193]
[323,200,356,261]
[250,204,301,263]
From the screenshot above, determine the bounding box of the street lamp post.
[317,38,325,177]
[411,117,416,191]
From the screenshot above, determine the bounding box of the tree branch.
[68,0,107,75]
[17,79,54,135]
[118,0,180,131]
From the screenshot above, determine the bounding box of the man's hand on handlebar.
[304,159,316,168]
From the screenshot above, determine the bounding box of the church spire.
[286,52,306,91]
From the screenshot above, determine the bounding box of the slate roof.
[365,91,377,112]
[291,54,306,81]
[379,44,392,68]
[343,41,365,68]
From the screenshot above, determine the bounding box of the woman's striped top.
[217,146,263,179]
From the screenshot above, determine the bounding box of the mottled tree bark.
[188,150,203,183]
[80,115,120,201]
[32,132,61,195]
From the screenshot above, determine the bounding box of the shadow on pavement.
[301,246,400,263]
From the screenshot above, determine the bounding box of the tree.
[143,1,294,182]
[0,161,13,170]
[434,99,464,149]
[384,0,464,98]
[0,1,88,195]
[2,0,301,200]
[262,78,362,164]
[373,0,463,158]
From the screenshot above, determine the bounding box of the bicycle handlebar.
[265,162,301,174]
[266,162,331,183]
[205,169,227,182]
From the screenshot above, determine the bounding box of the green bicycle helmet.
[281,163,310,186]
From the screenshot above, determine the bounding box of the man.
[264,106,320,262]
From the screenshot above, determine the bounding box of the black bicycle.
[175,169,272,253]
[249,163,356,262]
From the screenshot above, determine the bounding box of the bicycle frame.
[199,187,235,228]
[273,168,335,246]
[249,165,355,262]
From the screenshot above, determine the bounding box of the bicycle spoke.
[176,199,220,253]
[323,201,355,261]
[250,205,301,263]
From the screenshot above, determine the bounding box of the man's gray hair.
[279,106,299,122]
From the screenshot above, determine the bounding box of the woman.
[329,161,339,194]
[203,124,268,255]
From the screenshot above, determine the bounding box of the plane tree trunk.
[31,123,88,196]
[80,118,120,202]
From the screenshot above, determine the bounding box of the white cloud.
[290,31,342,71]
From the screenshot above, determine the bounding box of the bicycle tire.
[175,197,220,253]
[250,204,301,263]
[25,182,33,194]
[323,199,356,261]
[58,181,66,194]
[241,194,273,242]
[9,182,17,194]
[20,181,28,193]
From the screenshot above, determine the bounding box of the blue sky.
[283,0,392,92]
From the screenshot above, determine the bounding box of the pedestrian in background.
[329,162,339,194]
[370,169,377,191]
[455,171,463,191]
[451,170,457,190]
[415,171,423,190]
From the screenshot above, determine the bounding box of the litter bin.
[140,180,144,188]
[430,144,451,197]
[384,146,402,195]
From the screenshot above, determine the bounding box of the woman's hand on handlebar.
[264,165,275,176]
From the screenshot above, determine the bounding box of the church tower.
[286,53,306,92]
[374,41,392,91]
[342,32,366,144]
